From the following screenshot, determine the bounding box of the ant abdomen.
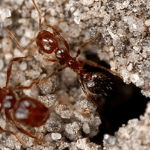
[36,30,58,54]
[13,97,50,127]
[84,72,113,97]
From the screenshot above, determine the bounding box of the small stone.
[0,59,4,70]
[4,53,13,62]
[51,133,61,141]
[31,9,38,21]
[93,116,101,126]
[103,134,116,145]
[83,123,90,134]
[38,94,56,107]
[13,48,24,58]
[145,19,150,26]
[127,63,133,71]
[0,8,11,21]
[65,122,80,135]
[76,138,88,149]
[39,78,53,94]
[5,137,15,149]
[2,37,13,53]
[3,148,11,150]
[74,16,80,24]
[19,36,30,47]
[19,61,27,71]
[80,0,94,6]
[131,73,144,87]
[146,103,150,114]
[15,0,24,5]
[14,142,22,150]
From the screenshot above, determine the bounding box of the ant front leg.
[0,126,22,144]
[7,29,36,52]
[6,45,38,87]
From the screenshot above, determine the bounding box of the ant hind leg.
[82,59,123,79]
[0,126,22,144]
[14,66,66,91]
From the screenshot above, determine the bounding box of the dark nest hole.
[84,51,149,146]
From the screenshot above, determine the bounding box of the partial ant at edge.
[0,62,50,144]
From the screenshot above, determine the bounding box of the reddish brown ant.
[0,59,50,143]
[7,0,122,106]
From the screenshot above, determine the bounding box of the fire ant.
[6,0,122,107]
[0,58,50,144]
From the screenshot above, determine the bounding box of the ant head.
[36,30,58,54]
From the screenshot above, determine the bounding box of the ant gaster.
[7,0,122,106]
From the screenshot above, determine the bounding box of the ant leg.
[43,22,70,51]
[81,59,123,79]
[5,110,41,143]
[32,0,42,30]
[0,126,22,144]
[14,66,67,91]
[6,45,38,88]
[37,66,67,86]
[7,29,36,52]
[43,57,57,62]
[75,31,100,58]
[0,106,22,143]
[13,78,41,91]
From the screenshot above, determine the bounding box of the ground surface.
[0,0,150,150]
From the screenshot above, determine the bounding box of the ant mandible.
[7,0,122,106]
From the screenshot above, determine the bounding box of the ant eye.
[36,30,58,54]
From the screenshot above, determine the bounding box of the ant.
[0,58,50,144]
[7,0,122,107]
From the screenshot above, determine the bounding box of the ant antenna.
[32,0,42,30]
